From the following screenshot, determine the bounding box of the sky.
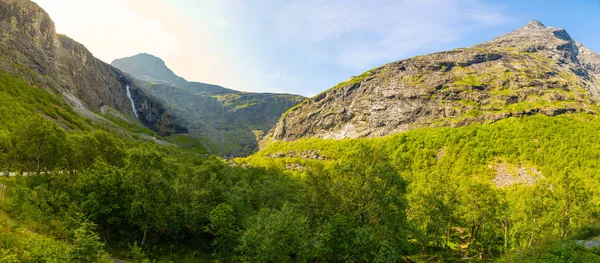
[32,0,600,97]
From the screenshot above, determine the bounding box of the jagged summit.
[265,20,600,143]
[527,19,546,28]
[491,20,573,45]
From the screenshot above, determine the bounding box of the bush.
[570,225,600,240]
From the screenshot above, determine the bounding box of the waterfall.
[126,85,139,118]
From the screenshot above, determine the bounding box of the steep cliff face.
[0,0,135,114]
[267,20,600,142]
[0,0,183,137]
[128,82,188,136]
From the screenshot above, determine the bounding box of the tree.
[457,181,503,258]
[207,203,239,262]
[70,220,111,263]
[239,205,308,263]
[315,142,411,261]
[125,145,175,246]
[92,132,127,168]
[67,133,100,174]
[76,162,127,242]
[14,117,68,175]
[0,129,16,177]
[407,170,459,250]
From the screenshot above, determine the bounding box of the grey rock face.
[0,0,134,114]
[0,0,182,136]
[267,20,600,143]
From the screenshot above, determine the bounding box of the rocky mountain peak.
[526,19,546,29]
[112,53,187,86]
[490,20,572,45]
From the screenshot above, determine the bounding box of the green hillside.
[241,113,600,261]
[4,95,600,261]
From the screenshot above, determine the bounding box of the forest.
[2,72,600,262]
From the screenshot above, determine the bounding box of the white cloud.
[267,72,299,83]
[272,0,508,69]
[216,18,230,28]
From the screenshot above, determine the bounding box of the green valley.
[1,0,600,262]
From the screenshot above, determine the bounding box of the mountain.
[112,53,237,94]
[238,20,600,262]
[0,0,181,140]
[112,53,304,156]
[266,20,600,143]
[112,53,187,86]
[0,0,302,156]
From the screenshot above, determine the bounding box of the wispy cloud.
[267,71,299,83]
[271,0,508,69]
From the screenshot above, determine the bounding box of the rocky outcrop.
[128,84,187,136]
[492,163,544,188]
[267,20,600,143]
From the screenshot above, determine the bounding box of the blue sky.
[34,0,600,97]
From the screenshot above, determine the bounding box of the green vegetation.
[0,72,85,131]
[7,111,600,261]
[101,108,158,137]
[244,113,600,261]
[3,66,600,261]
[0,118,415,262]
[453,74,486,87]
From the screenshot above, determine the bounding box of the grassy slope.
[245,113,600,174]
[0,71,162,142]
[0,178,84,262]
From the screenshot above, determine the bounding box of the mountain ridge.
[265,20,600,143]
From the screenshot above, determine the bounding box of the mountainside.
[267,20,600,142]
[0,0,180,140]
[112,53,305,156]
[0,0,302,156]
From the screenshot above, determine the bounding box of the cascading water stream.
[126,85,139,118]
